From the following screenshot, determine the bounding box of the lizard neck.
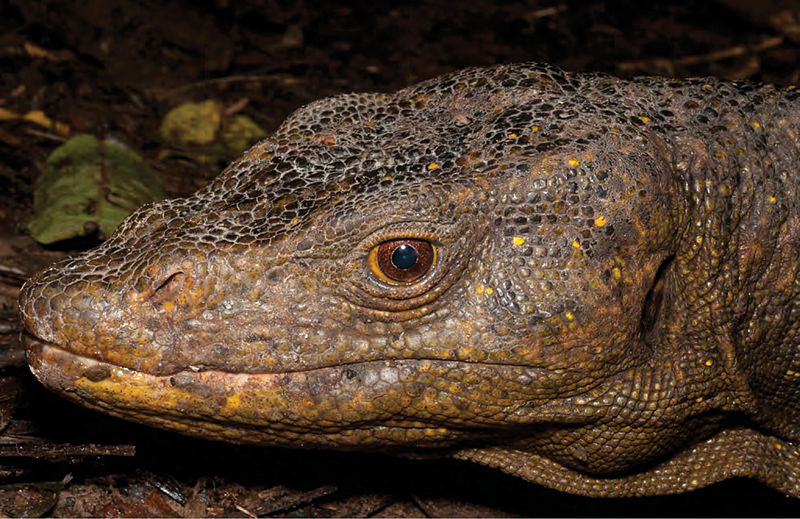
[656,88,799,427]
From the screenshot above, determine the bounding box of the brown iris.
[368,239,435,284]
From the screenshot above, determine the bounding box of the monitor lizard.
[18,62,800,497]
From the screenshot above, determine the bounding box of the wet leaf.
[159,100,267,164]
[27,134,163,245]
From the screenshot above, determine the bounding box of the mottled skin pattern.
[18,63,800,497]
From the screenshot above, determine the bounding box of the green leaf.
[28,134,164,245]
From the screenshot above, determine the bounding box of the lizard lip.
[22,331,104,372]
[21,332,57,363]
[22,335,492,449]
[22,332,107,382]
[22,332,193,386]
[25,335,115,387]
[22,331,187,377]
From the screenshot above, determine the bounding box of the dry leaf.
[22,110,71,136]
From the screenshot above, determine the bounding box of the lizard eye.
[368,239,435,284]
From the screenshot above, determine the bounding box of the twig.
[169,74,305,95]
[23,128,67,143]
[618,35,784,73]
[0,442,136,459]
[251,485,337,516]
[0,264,28,284]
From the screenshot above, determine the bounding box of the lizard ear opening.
[641,254,673,342]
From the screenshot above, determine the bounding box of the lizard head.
[19,63,680,451]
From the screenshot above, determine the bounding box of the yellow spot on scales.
[638,116,650,123]
[486,287,494,295]
[427,162,440,170]
[565,312,574,321]
[225,392,242,411]
[530,125,540,132]
[695,236,703,245]
[768,196,776,203]
[161,301,176,314]
[568,159,580,167]
[513,236,526,246]
[612,267,621,280]
[752,121,761,129]
[507,133,518,139]
[477,284,484,294]
[594,216,607,227]
[704,359,713,367]
[572,240,580,248]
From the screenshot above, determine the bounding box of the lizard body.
[19,63,800,496]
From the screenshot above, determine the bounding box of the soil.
[0,0,798,516]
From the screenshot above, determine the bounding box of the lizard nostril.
[150,272,186,303]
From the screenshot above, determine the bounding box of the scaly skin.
[18,63,800,497]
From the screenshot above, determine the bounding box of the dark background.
[0,0,799,516]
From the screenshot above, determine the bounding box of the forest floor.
[0,0,798,516]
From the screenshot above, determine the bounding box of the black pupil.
[391,244,418,270]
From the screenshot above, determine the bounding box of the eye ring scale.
[368,239,435,284]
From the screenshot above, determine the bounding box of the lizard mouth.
[22,333,505,449]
